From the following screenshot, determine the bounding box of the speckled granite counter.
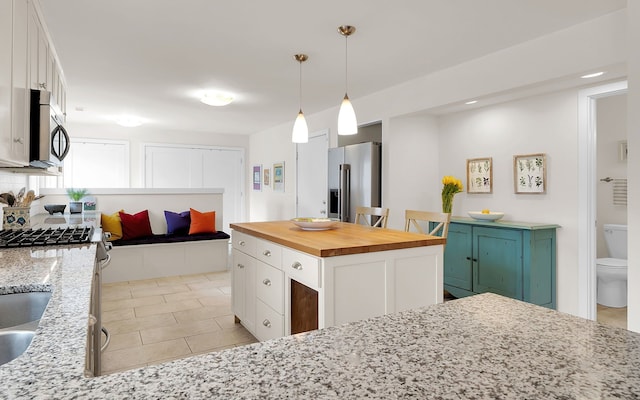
[2,243,640,398]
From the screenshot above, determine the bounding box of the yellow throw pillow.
[101,210,123,241]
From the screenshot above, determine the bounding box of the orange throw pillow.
[189,208,216,234]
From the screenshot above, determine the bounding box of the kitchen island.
[1,240,640,398]
[229,220,446,340]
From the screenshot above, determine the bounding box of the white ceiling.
[38,0,626,135]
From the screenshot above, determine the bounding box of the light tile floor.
[101,271,258,375]
[597,304,627,330]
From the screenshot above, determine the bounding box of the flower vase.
[442,194,454,214]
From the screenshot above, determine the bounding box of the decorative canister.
[2,207,31,230]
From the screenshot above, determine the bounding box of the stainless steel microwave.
[29,89,70,168]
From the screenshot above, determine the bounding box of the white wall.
[596,95,628,257]
[248,11,628,318]
[438,89,580,313]
[627,1,640,333]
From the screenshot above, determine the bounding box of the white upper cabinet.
[0,0,67,167]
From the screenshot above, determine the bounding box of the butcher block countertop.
[230,220,446,257]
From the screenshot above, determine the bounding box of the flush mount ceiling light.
[200,91,234,106]
[292,54,309,143]
[116,115,143,127]
[337,25,357,136]
[581,71,605,79]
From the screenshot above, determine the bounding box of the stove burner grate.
[0,226,94,248]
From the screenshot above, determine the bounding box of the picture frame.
[514,153,546,194]
[467,157,493,194]
[253,165,262,191]
[263,168,270,186]
[273,162,285,192]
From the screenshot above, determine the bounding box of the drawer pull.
[263,250,271,257]
[262,319,271,328]
[291,261,303,271]
[262,278,272,286]
[237,263,245,269]
[238,240,246,246]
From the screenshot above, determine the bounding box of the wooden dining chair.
[354,206,389,228]
[404,210,451,238]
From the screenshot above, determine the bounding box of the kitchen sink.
[0,331,35,366]
[0,292,51,329]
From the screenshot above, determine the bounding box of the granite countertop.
[230,220,445,257]
[2,242,640,398]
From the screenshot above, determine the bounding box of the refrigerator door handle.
[339,164,351,222]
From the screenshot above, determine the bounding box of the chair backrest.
[404,210,451,238]
[354,206,389,228]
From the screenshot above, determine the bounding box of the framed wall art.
[263,168,270,186]
[273,162,285,192]
[514,153,546,194]
[253,165,262,191]
[467,157,493,194]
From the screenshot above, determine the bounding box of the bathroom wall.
[596,94,628,258]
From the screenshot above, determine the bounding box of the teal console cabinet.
[443,217,559,309]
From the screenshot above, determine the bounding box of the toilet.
[596,224,628,308]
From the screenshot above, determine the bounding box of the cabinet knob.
[262,278,271,286]
[291,261,303,271]
[262,319,271,328]
[263,250,271,257]
[237,263,245,269]
[39,82,46,89]
[238,240,245,246]
[87,314,97,327]
[13,138,24,144]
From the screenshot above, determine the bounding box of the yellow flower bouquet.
[441,175,463,213]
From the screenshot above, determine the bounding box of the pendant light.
[337,25,357,136]
[292,54,309,143]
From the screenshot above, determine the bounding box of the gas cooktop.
[0,226,94,248]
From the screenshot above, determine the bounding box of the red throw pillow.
[119,210,153,240]
[189,208,216,235]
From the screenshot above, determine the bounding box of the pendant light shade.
[337,25,357,136]
[292,54,309,143]
[338,94,357,135]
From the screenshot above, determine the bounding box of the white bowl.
[291,218,339,230]
[468,211,504,221]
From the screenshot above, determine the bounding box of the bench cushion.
[112,231,230,247]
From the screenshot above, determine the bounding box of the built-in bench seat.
[39,188,230,284]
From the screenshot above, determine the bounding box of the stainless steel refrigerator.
[328,142,381,222]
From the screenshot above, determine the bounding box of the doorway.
[577,81,628,321]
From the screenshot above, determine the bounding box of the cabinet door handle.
[237,263,245,269]
[466,257,478,262]
[291,261,303,271]
[238,240,245,246]
[466,257,471,260]
[263,250,271,257]
[262,278,271,286]
[263,319,271,328]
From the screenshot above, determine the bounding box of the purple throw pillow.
[164,210,191,235]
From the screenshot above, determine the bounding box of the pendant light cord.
[344,35,349,94]
[299,60,303,111]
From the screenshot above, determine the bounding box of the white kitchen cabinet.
[0,0,29,167]
[231,231,257,334]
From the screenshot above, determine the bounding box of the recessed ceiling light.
[581,72,605,79]
[116,116,143,127]
[200,91,234,106]
[465,100,478,105]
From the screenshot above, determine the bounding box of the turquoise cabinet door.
[472,227,523,299]
[443,223,473,291]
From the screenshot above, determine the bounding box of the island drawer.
[282,248,321,289]
[256,239,282,268]
[232,231,256,256]
[256,299,284,341]
[256,261,284,313]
